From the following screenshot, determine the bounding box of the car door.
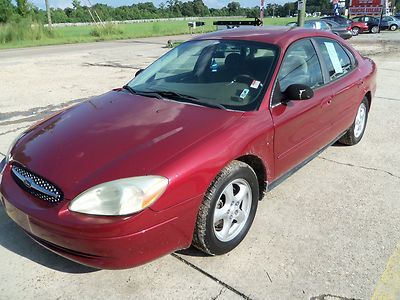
[270,39,332,179]
[314,38,363,138]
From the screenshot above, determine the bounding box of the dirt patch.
[350,37,400,56]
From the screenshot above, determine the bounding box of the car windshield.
[126,39,279,111]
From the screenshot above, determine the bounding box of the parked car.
[352,16,389,33]
[287,20,331,31]
[287,20,352,39]
[349,20,370,35]
[382,16,400,31]
[321,15,369,35]
[321,19,354,39]
[394,13,400,19]
[303,20,331,31]
[320,15,369,35]
[321,15,352,26]
[0,27,377,269]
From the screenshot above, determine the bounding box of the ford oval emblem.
[23,178,33,189]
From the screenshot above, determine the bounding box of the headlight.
[0,157,6,175]
[69,176,168,216]
[1,131,26,174]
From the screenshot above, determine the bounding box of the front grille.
[11,163,64,203]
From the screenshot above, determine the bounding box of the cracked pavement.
[0,33,400,299]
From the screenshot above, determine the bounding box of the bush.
[0,17,56,44]
[90,23,123,37]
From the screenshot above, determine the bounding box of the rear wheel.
[338,98,368,146]
[370,26,379,33]
[192,160,259,255]
[389,24,398,31]
[352,26,360,35]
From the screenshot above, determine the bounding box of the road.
[0,32,399,300]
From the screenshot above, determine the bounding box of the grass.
[0,17,299,50]
[0,18,57,45]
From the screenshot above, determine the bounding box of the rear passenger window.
[316,39,354,81]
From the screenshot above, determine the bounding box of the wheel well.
[236,155,267,200]
[365,91,372,111]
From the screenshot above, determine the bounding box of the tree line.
[0,0,334,24]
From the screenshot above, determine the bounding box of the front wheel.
[192,160,259,255]
[338,98,368,146]
[389,24,398,31]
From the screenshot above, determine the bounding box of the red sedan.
[350,20,369,35]
[0,27,377,269]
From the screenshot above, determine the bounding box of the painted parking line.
[371,242,400,300]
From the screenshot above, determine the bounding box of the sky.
[29,0,287,10]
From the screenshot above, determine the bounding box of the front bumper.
[0,164,201,269]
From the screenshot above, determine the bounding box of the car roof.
[322,16,345,19]
[192,26,339,49]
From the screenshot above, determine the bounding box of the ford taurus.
[0,27,377,269]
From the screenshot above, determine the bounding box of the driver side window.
[273,39,323,105]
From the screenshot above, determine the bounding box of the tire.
[192,160,259,255]
[338,98,368,146]
[389,24,398,31]
[352,26,360,35]
[370,26,379,34]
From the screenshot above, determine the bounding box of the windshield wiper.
[122,87,226,110]
[122,85,163,99]
[122,85,137,95]
[148,90,227,110]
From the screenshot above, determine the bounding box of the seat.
[278,55,309,91]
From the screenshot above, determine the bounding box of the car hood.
[12,91,242,199]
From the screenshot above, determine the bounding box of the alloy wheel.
[213,178,252,242]
[354,102,367,138]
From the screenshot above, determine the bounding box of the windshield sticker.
[250,80,261,89]
[324,42,343,74]
[240,89,250,99]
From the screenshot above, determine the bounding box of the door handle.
[321,96,333,107]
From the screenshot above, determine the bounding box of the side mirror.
[283,84,314,102]
[135,69,144,77]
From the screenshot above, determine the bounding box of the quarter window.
[316,39,354,81]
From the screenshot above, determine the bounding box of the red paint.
[0,27,376,269]
[351,21,369,33]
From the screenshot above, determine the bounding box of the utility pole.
[260,0,265,22]
[45,0,52,28]
[297,0,306,26]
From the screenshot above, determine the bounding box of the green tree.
[246,6,259,18]
[181,2,194,16]
[167,0,182,17]
[227,1,241,15]
[16,0,30,16]
[193,0,208,16]
[72,0,81,10]
[0,0,14,23]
